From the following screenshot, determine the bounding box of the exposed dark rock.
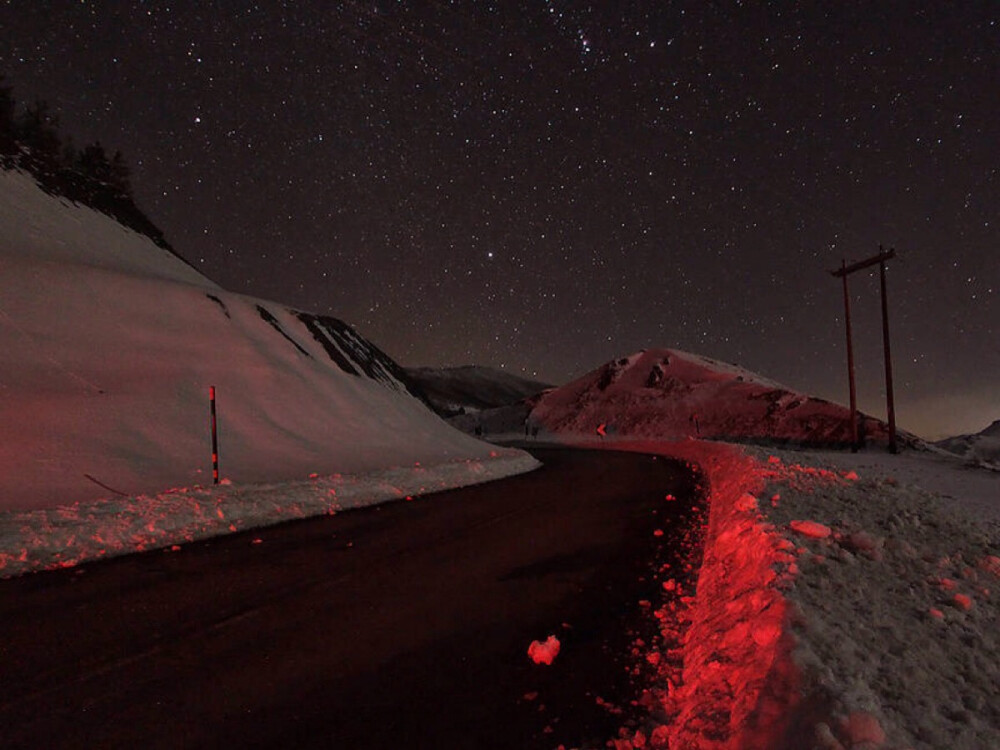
[256,305,311,357]
[205,294,230,318]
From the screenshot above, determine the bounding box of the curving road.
[0,447,700,749]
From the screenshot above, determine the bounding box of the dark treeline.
[0,76,171,250]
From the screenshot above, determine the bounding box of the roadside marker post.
[210,385,220,484]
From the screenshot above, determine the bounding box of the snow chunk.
[840,712,887,745]
[735,493,758,511]
[953,593,973,611]
[527,635,561,665]
[789,519,832,539]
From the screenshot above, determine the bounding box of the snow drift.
[0,166,531,512]
[528,349,900,447]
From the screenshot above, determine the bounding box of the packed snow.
[755,447,1000,750]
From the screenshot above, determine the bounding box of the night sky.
[2,2,996,439]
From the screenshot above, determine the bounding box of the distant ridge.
[935,419,1000,469]
[450,348,916,448]
[981,419,1000,438]
[527,348,903,446]
[406,365,552,417]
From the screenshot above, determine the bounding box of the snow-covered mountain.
[405,365,552,417]
[0,167,511,510]
[466,348,907,447]
[935,419,1000,469]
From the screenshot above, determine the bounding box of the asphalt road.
[0,447,700,750]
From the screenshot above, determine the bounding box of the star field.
[2,1,997,438]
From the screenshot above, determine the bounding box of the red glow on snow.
[656,444,802,749]
[978,555,1000,578]
[584,440,848,749]
[527,635,561,665]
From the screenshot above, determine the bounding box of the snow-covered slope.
[0,167,524,511]
[405,365,552,416]
[936,419,1000,470]
[528,348,903,446]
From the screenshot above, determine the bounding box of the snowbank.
[535,436,999,749]
[562,439,807,749]
[0,165,511,510]
[0,448,539,578]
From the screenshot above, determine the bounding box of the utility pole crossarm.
[830,247,896,277]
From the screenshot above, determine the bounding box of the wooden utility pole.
[830,247,898,453]
[837,259,859,450]
[878,248,898,453]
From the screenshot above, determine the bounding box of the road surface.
[0,447,701,749]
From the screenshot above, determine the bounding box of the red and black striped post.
[209,385,220,484]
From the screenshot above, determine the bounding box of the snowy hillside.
[527,348,904,447]
[0,166,531,513]
[405,364,552,417]
[936,419,1000,470]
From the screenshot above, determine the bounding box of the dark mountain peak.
[979,419,1000,438]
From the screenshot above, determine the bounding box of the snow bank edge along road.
[545,437,999,750]
[0,448,540,578]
